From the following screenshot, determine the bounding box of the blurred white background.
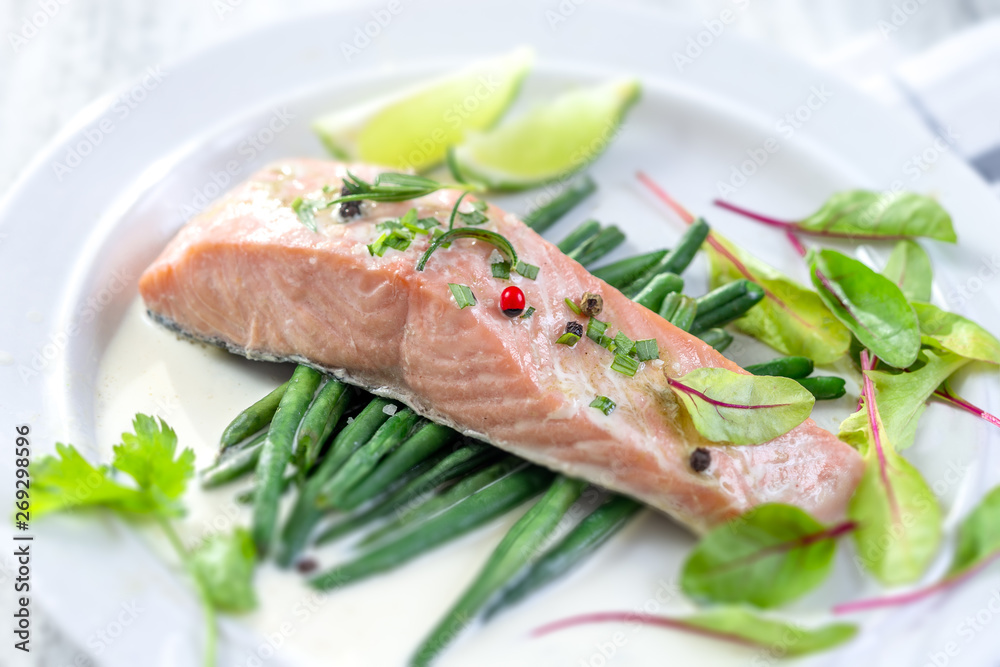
[3,0,1000,193]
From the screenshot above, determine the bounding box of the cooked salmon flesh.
[139,159,863,533]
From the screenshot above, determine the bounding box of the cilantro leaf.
[190,528,258,613]
[31,443,150,517]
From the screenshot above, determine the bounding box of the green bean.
[310,466,554,591]
[311,453,451,546]
[745,356,815,380]
[697,327,733,352]
[219,381,288,450]
[663,294,698,332]
[693,279,756,313]
[252,365,323,555]
[522,176,596,233]
[275,396,395,567]
[200,432,265,489]
[315,442,498,547]
[570,225,626,267]
[318,409,422,509]
[590,250,668,289]
[319,397,395,480]
[691,281,765,333]
[557,219,601,254]
[484,495,641,619]
[410,476,588,666]
[623,218,709,294]
[797,376,847,400]
[633,272,684,312]
[296,379,351,471]
[336,422,459,511]
[236,472,295,505]
[360,457,523,548]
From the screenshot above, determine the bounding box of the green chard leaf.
[840,349,968,452]
[666,367,815,445]
[190,528,258,613]
[948,485,1000,577]
[797,190,956,242]
[705,233,850,364]
[843,356,943,585]
[882,240,933,302]
[913,302,1000,364]
[682,504,853,608]
[808,248,921,369]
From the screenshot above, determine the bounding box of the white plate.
[2,2,1000,666]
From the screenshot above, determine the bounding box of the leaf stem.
[532,611,759,648]
[157,516,217,667]
[860,350,900,522]
[833,550,1000,614]
[713,199,796,230]
[933,385,1000,431]
[666,377,794,410]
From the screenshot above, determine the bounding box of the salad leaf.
[190,528,258,613]
[882,240,933,302]
[913,302,1000,365]
[949,485,1000,576]
[535,608,856,657]
[835,483,1000,614]
[839,349,968,451]
[682,504,853,608]
[843,356,942,585]
[666,367,815,445]
[705,233,850,364]
[797,190,956,242]
[808,248,921,369]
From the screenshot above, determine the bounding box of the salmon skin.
[140,159,863,533]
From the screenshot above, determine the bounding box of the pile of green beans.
[746,355,847,400]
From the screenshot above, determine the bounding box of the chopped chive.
[448,284,477,309]
[458,209,490,226]
[611,353,640,376]
[491,261,512,279]
[589,396,617,416]
[634,339,659,361]
[520,306,536,319]
[613,331,635,357]
[416,217,441,229]
[292,197,319,232]
[471,200,488,212]
[514,261,540,280]
[586,318,609,343]
[556,332,581,346]
[565,298,583,315]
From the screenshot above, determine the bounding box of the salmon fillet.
[140,159,863,533]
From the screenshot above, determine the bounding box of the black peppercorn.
[580,292,603,317]
[566,321,584,337]
[690,447,711,472]
[339,184,362,219]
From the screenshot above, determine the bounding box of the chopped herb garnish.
[580,292,603,317]
[520,306,536,319]
[448,192,471,231]
[416,228,517,272]
[565,298,583,315]
[613,331,635,357]
[634,339,659,361]
[458,209,490,227]
[514,261,540,280]
[492,261,512,279]
[556,332,581,346]
[291,197,319,232]
[448,283,477,309]
[590,396,617,416]
[611,353,640,377]
[587,317,609,343]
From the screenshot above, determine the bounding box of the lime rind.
[447,79,641,191]
[312,47,534,172]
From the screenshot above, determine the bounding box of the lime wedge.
[312,48,533,171]
[447,79,640,191]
